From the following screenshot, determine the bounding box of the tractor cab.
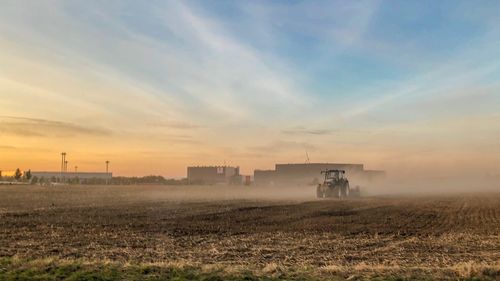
[317,169,351,198]
[322,169,346,184]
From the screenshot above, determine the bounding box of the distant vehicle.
[316,169,359,198]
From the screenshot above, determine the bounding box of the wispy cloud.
[157,1,308,121]
[336,25,500,123]
[0,145,17,150]
[147,120,202,130]
[281,127,335,136]
[248,141,316,154]
[0,116,111,138]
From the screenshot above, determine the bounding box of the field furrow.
[0,186,499,280]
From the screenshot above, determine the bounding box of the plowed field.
[0,185,499,280]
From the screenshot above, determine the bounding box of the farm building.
[254,163,385,186]
[187,166,240,185]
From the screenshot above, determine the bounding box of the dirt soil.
[0,185,499,279]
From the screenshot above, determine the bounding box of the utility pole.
[105,161,110,185]
[61,152,66,182]
[64,160,68,183]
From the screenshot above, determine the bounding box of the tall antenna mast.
[305,151,310,164]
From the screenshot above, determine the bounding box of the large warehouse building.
[187,166,241,185]
[254,163,385,186]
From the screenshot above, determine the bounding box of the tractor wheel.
[316,185,322,198]
[339,184,346,198]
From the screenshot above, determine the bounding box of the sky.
[1,0,500,177]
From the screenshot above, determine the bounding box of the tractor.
[316,169,356,198]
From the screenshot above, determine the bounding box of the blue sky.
[1,0,499,176]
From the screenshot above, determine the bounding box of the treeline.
[24,176,187,185]
[0,168,30,182]
[29,175,187,185]
[1,172,187,185]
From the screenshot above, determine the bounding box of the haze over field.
[1,0,500,180]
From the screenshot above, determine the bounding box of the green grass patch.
[0,257,497,281]
[0,257,321,281]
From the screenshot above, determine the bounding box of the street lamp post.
[105,161,110,185]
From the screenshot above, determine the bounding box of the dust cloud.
[0,185,316,213]
[357,174,500,196]
[1,173,498,213]
[143,184,316,202]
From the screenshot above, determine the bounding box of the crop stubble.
[0,185,499,278]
